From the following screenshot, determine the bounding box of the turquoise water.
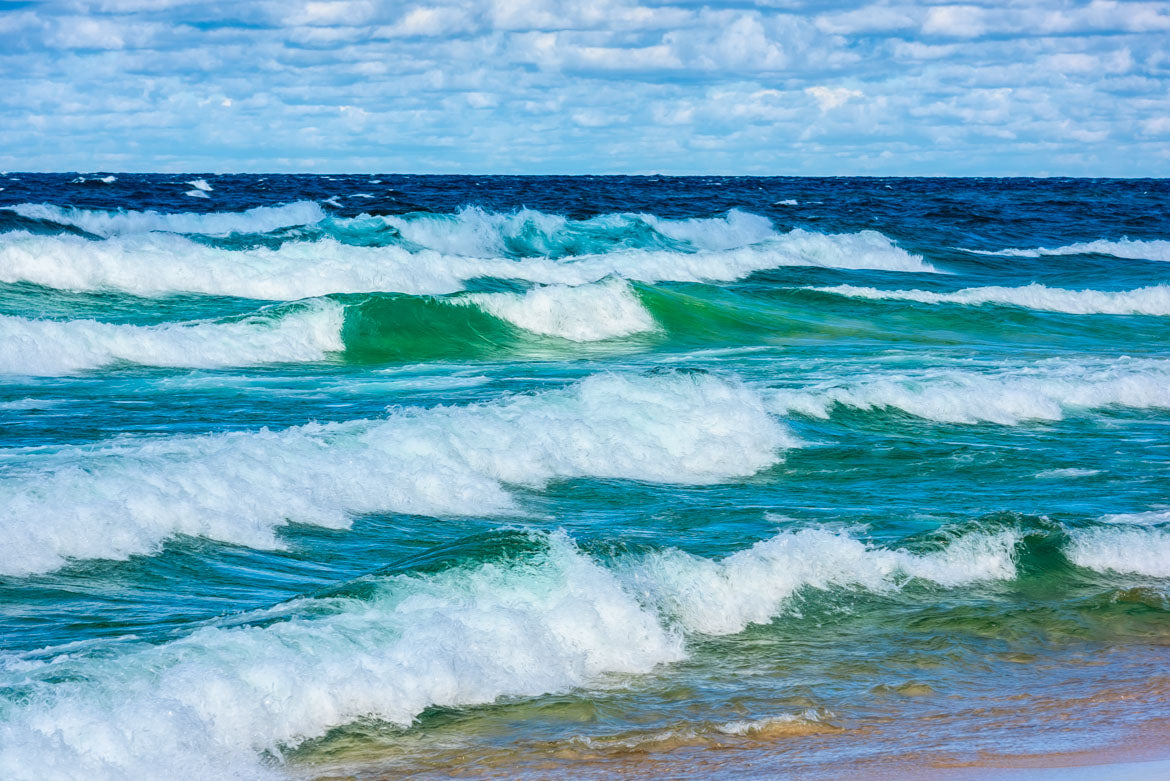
[1,175,1169,779]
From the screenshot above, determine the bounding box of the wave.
[460,278,657,342]
[0,228,934,299]
[0,301,345,375]
[2,203,777,255]
[0,526,1017,780]
[0,372,794,576]
[969,238,1170,262]
[374,206,782,258]
[1066,526,1170,577]
[766,358,1170,425]
[616,526,1020,635]
[812,283,1170,316]
[0,280,659,375]
[338,281,659,364]
[3,201,326,238]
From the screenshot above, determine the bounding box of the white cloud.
[805,85,863,111]
[0,0,1166,174]
[921,5,987,37]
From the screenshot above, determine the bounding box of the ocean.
[0,174,1168,779]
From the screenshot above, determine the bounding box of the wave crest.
[813,282,1170,316]
[0,372,793,576]
[0,227,934,299]
[0,301,345,375]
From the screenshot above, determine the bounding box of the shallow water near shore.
[1,175,1168,779]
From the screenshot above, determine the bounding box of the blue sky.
[1,0,1168,175]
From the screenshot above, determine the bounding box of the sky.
[1,0,1168,175]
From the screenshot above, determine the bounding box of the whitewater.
[1,174,1169,781]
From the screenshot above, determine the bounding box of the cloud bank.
[1,1,1167,174]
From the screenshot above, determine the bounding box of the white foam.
[644,208,778,251]
[71,175,116,184]
[0,398,60,411]
[767,358,1170,425]
[0,228,933,300]
[184,190,210,199]
[814,283,1170,316]
[0,533,683,781]
[0,525,1018,780]
[379,207,774,256]
[187,179,213,192]
[774,199,799,206]
[4,201,324,237]
[972,239,1170,263]
[1066,527,1170,577]
[619,527,1019,635]
[0,373,793,576]
[1035,468,1100,479]
[462,279,657,341]
[0,300,345,376]
[716,711,826,736]
[1100,509,1170,526]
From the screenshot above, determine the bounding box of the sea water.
[1,174,1168,779]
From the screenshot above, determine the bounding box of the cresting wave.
[969,238,1170,262]
[3,203,775,253]
[460,278,658,341]
[0,372,793,576]
[0,280,657,375]
[0,526,1019,781]
[374,206,780,257]
[0,301,345,375]
[1066,526,1170,577]
[812,283,1170,316]
[0,227,933,299]
[4,201,326,237]
[766,358,1170,424]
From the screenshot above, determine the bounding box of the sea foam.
[354,206,779,257]
[619,526,1019,635]
[0,227,934,299]
[0,372,793,576]
[0,535,682,781]
[813,283,1170,316]
[4,201,324,237]
[0,301,345,375]
[1066,527,1170,577]
[0,526,1017,780]
[767,359,1170,425]
[970,238,1170,262]
[461,279,657,341]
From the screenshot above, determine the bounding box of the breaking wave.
[0,225,934,299]
[766,358,1170,425]
[0,372,794,576]
[969,238,1170,263]
[0,301,345,375]
[0,525,1018,780]
[812,283,1170,316]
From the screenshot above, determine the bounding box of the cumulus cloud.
[0,0,1166,174]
